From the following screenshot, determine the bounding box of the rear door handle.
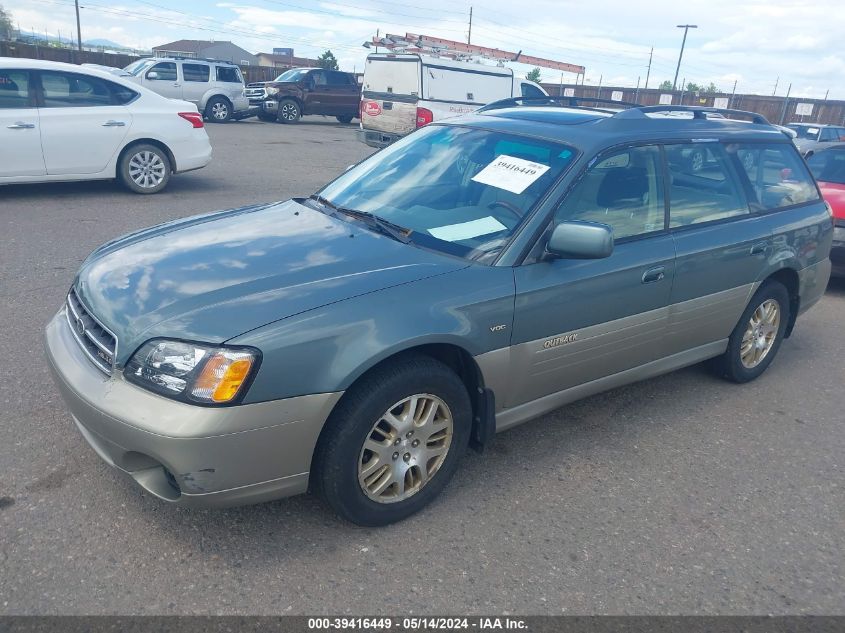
[642,266,666,284]
[750,241,768,255]
[7,121,35,129]
[102,120,126,127]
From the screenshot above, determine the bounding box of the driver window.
[554,145,665,239]
[311,71,327,86]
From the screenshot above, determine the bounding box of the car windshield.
[788,125,821,141]
[807,149,845,185]
[317,125,577,263]
[274,69,310,82]
[123,59,156,76]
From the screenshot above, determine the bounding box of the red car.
[807,145,845,277]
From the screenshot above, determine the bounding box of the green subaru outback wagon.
[46,100,833,525]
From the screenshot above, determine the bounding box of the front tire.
[118,143,172,194]
[712,281,790,383]
[276,98,301,123]
[205,96,232,123]
[313,355,472,526]
[257,111,276,122]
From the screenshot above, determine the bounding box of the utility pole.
[597,74,602,99]
[375,28,379,54]
[728,79,737,108]
[679,77,686,104]
[634,76,641,103]
[772,76,779,96]
[74,0,82,53]
[644,47,653,90]
[779,82,792,125]
[467,7,472,45]
[672,24,697,91]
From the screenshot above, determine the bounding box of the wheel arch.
[116,138,177,176]
[311,340,495,484]
[204,93,232,116]
[760,267,800,337]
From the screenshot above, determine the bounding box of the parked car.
[122,57,251,123]
[250,67,360,123]
[787,123,845,156]
[358,53,548,148]
[806,144,845,276]
[0,58,211,194]
[45,104,832,526]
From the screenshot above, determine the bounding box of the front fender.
[229,265,516,404]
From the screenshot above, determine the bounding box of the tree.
[317,50,339,71]
[0,5,13,41]
[658,80,673,90]
[525,67,541,83]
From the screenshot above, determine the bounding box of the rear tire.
[336,115,354,124]
[276,98,301,123]
[313,355,472,526]
[118,143,172,194]
[711,281,790,383]
[205,96,232,123]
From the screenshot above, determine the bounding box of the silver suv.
[122,57,250,123]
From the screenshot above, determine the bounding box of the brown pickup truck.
[249,67,361,124]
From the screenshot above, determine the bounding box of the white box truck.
[357,53,548,148]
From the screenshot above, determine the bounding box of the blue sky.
[5,0,844,98]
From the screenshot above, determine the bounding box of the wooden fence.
[539,82,845,126]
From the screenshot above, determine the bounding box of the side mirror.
[546,221,614,259]
[146,71,159,80]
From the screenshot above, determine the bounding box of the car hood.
[74,200,467,364]
[793,139,818,153]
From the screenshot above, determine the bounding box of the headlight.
[265,86,279,96]
[125,339,260,405]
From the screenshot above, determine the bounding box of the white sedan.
[0,58,211,194]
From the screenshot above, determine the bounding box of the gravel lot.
[0,118,843,615]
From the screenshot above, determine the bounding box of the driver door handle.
[642,266,666,284]
[750,241,768,255]
[7,121,35,129]
[102,120,126,127]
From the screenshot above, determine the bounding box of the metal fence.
[539,82,845,126]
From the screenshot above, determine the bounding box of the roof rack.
[149,55,238,65]
[614,105,770,125]
[477,95,642,114]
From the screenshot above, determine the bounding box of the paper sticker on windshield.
[471,154,550,194]
[428,216,507,242]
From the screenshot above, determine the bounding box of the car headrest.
[596,167,648,208]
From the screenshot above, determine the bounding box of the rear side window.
[326,71,350,86]
[216,66,241,83]
[734,143,819,210]
[183,64,210,82]
[666,143,748,227]
[109,81,139,105]
[40,71,114,107]
[147,62,177,81]
[555,145,665,239]
[521,83,545,99]
[807,149,845,185]
[820,128,838,142]
[0,69,31,108]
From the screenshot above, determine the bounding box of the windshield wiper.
[308,195,412,244]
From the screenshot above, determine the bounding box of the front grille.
[244,83,266,100]
[65,288,118,375]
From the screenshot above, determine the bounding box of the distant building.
[152,40,257,65]
[255,51,320,69]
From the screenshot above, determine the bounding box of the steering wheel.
[488,200,523,221]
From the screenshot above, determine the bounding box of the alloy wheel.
[358,394,454,504]
[128,151,166,189]
[281,103,299,121]
[740,299,780,369]
[211,101,229,120]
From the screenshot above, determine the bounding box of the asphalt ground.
[0,118,843,615]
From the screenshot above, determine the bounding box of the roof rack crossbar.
[477,95,641,113]
[619,105,770,125]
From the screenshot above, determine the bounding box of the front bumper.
[260,99,278,113]
[44,309,342,507]
[357,128,401,149]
